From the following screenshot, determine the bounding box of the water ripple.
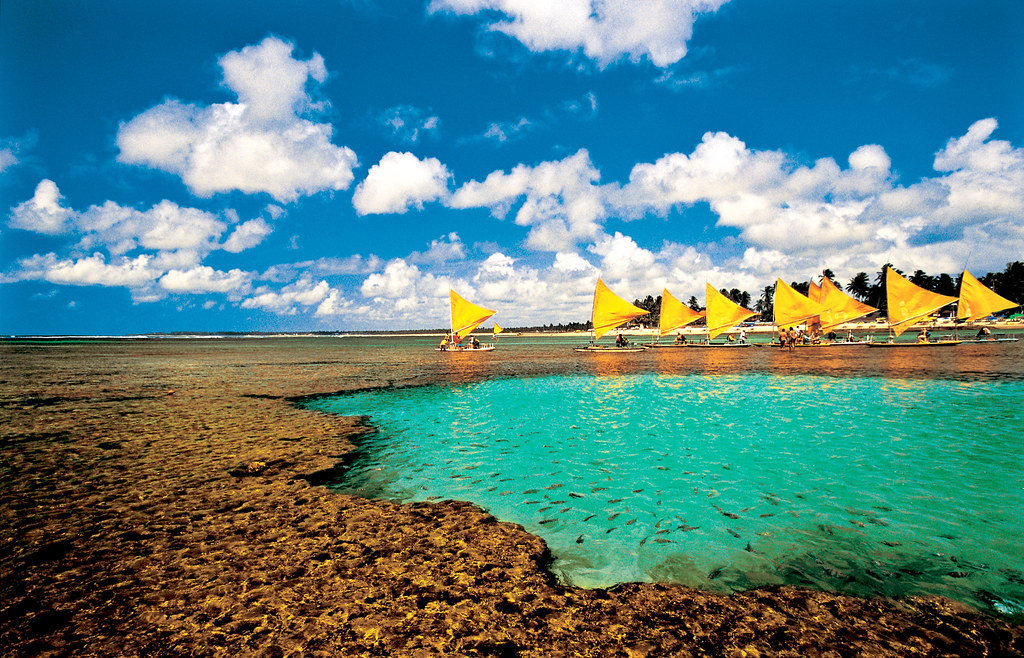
[303,372,1024,619]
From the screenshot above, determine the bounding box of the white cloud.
[160,266,250,294]
[241,277,334,315]
[449,149,605,251]
[378,105,441,144]
[360,259,442,300]
[352,152,451,215]
[409,232,465,264]
[0,132,37,173]
[17,252,160,288]
[117,36,358,203]
[429,0,731,68]
[482,117,532,143]
[76,199,227,258]
[553,251,597,274]
[222,218,273,252]
[0,148,17,173]
[8,180,74,234]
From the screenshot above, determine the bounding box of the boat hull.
[435,345,496,352]
[866,340,962,348]
[574,346,647,353]
[958,338,1019,343]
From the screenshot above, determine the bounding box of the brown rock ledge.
[1,340,1021,656]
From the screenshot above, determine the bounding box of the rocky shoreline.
[2,340,1022,656]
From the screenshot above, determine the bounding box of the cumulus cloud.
[160,266,250,294]
[222,218,273,252]
[8,180,74,234]
[16,253,160,288]
[408,232,466,265]
[77,200,227,257]
[449,149,606,251]
[117,36,358,202]
[352,152,451,215]
[553,251,597,274]
[429,0,731,68]
[241,277,334,315]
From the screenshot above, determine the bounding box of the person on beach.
[440,334,449,351]
[472,336,480,349]
[917,329,928,343]
[616,333,628,347]
[977,326,991,339]
[787,327,797,351]
[739,329,747,344]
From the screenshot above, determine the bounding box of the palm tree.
[756,285,774,321]
[910,269,933,290]
[687,295,702,311]
[822,268,840,287]
[847,272,870,301]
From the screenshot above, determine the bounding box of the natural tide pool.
[301,371,1024,618]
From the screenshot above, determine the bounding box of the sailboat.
[644,288,705,348]
[774,278,831,347]
[436,289,497,352]
[867,267,961,347]
[809,277,877,344]
[574,278,649,352]
[956,270,1019,342]
[688,283,756,347]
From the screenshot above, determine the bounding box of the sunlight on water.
[302,372,1024,618]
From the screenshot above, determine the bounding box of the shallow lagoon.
[302,335,1024,617]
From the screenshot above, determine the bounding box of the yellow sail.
[885,267,957,337]
[774,278,828,328]
[817,277,877,331]
[449,289,496,340]
[659,288,704,336]
[493,323,504,334]
[957,270,1017,322]
[592,278,649,340]
[807,280,822,303]
[706,283,756,340]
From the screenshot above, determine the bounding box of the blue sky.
[2,0,1022,334]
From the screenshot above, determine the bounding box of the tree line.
[626,260,1024,326]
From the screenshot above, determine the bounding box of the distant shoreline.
[4,319,1022,341]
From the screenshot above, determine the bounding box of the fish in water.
[608,512,621,521]
[708,567,723,580]
[583,514,596,522]
[576,535,584,544]
[727,528,741,538]
[626,518,637,526]
[569,492,584,498]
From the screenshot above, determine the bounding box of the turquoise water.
[302,368,1024,618]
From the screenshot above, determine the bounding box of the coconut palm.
[847,272,871,301]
